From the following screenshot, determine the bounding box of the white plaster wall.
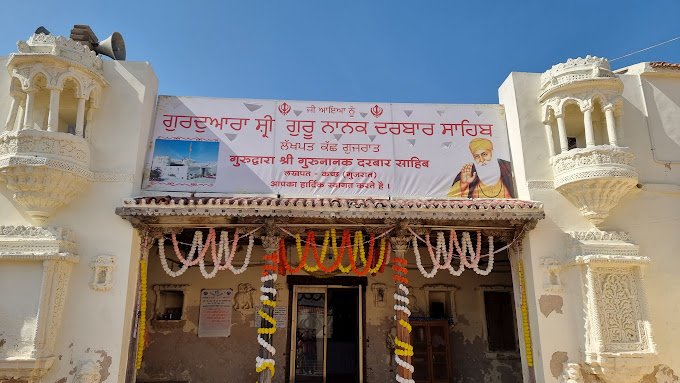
[0,57,158,383]
[499,68,680,383]
[0,262,43,359]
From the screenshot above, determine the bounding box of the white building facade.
[0,28,678,383]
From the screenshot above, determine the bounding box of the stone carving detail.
[233,282,256,311]
[17,33,105,77]
[570,231,631,242]
[570,231,657,383]
[90,255,116,291]
[0,130,91,225]
[539,56,621,101]
[552,146,638,227]
[552,146,635,175]
[593,268,645,350]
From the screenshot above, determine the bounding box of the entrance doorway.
[289,285,363,383]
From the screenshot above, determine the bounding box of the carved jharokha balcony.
[0,129,91,224]
[552,145,638,226]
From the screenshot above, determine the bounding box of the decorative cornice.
[13,33,106,79]
[566,230,645,266]
[0,225,78,260]
[116,196,545,224]
[569,230,631,242]
[539,56,622,101]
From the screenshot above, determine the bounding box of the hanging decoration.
[158,228,256,278]
[392,255,414,383]
[411,229,495,278]
[256,245,280,380]
[516,255,534,367]
[135,234,151,370]
[278,228,389,276]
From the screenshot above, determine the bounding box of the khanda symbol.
[371,104,384,118]
[278,102,291,116]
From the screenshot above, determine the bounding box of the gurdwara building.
[0,26,679,383]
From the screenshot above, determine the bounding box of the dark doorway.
[290,284,362,383]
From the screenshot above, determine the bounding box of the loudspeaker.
[94,32,126,61]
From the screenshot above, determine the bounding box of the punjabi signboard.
[142,96,515,198]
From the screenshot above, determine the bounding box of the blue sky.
[2,1,679,104]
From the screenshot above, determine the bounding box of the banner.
[142,96,515,198]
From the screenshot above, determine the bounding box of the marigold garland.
[392,256,414,383]
[517,256,534,367]
[135,236,150,370]
[256,249,279,380]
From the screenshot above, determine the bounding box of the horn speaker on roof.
[94,32,126,60]
[70,24,126,60]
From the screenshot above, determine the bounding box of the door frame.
[286,276,367,383]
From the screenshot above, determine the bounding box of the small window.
[483,291,518,352]
[428,291,451,318]
[567,137,578,151]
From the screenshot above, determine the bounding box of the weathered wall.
[0,57,158,383]
[138,242,521,383]
[499,67,680,383]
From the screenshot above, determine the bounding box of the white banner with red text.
[142,96,515,198]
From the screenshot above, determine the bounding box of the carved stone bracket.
[0,129,91,225]
[552,146,638,227]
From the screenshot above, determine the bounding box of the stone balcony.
[0,129,91,224]
[552,145,638,226]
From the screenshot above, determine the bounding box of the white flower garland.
[411,230,495,278]
[413,236,438,278]
[159,235,196,277]
[228,234,254,275]
[159,229,257,278]
[472,235,494,276]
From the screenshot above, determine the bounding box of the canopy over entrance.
[116,196,543,383]
[115,197,544,230]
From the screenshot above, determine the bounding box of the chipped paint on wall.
[550,351,568,378]
[539,295,564,318]
[640,364,680,383]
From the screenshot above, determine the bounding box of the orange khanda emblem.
[278,102,291,116]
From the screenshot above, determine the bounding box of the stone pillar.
[4,95,19,131]
[391,235,413,383]
[23,90,35,130]
[604,105,618,146]
[556,113,568,152]
[582,105,595,147]
[75,97,87,137]
[47,88,61,132]
[543,121,556,156]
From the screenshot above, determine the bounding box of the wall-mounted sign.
[198,289,233,338]
[143,96,515,198]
